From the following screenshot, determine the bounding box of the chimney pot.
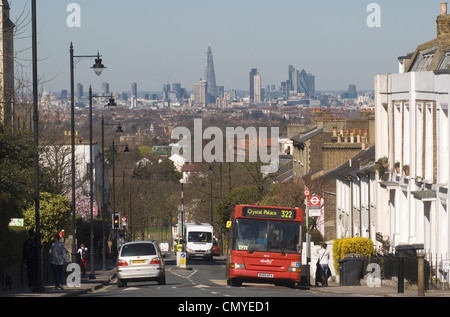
[441,3,447,15]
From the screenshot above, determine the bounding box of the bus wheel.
[229,278,242,287]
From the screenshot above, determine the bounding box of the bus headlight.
[230,263,245,269]
[287,266,301,272]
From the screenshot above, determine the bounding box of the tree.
[23,192,71,245]
[0,130,34,249]
[262,178,306,209]
[215,186,261,230]
[68,188,95,222]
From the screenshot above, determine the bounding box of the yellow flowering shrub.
[332,238,375,274]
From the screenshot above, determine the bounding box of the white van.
[184,223,214,260]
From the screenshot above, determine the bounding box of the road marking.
[91,284,113,293]
[194,284,210,288]
[210,279,227,285]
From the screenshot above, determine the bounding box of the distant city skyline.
[10,0,444,94]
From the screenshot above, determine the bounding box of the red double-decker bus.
[226,205,303,288]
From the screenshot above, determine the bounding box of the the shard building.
[205,44,217,104]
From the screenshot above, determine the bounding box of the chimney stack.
[437,3,450,38]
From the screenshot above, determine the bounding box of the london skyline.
[10,0,442,94]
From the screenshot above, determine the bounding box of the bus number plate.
[258,273,274,278]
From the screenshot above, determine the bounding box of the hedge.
[332,238,375,274]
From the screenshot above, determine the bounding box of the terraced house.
[374,3,450,272]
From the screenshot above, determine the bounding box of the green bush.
[332,237,374,274]
[0,226,28,268]
[23,192,71,245]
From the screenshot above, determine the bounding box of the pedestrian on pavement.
[78,244,88,276]
[317,243,330,286]
[22,229,36,289]
[49,234,68,290]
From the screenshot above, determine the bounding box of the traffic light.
[113,213,120,229]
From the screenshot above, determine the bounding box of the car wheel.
[158,274,166,285]
[117,279,127,288]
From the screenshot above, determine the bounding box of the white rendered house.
[374,4,450,263]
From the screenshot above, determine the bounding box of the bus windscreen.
[233,218,301,254]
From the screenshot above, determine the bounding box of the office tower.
[292,70,298,93]
[194,80,207,106]
[288,65,295,91]
[131,82,137,98]
[205,44,217,104]
[253,73,261,103]
[298,69,315,96]
[172,83,181,98]
[77,83,83,99]
[229,88,237,100]
[162,83,170,101]
[102,82,109,96]
[307,73,315,95]
[249,68,258,103]
[0,0,14,129]
[348,84,356,95]
[216,86,224,99]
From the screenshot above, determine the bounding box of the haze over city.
[10,0,442,94]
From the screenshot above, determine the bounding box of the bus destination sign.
[242,206,297,220]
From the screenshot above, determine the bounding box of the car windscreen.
[187,231,212,243]
[121,243,156,256]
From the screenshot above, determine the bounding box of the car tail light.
[150,257,161,265]
[117,259,128,266]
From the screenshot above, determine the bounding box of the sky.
[8,0,445,94]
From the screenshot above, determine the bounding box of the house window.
[424,103,434,181]
[412,54,434,71]
[394,103,402,164]
[403,103,410,165]
[438,104,449,185]
[416,103,423,178]
[438,52,450,70]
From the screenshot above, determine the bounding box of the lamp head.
[92,52,105,76]
[106,96,117,107]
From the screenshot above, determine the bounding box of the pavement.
[308,279,450,297]
[1,257,449,297]
[0,259,117,298]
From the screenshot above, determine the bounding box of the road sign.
[177,252,186,268]
[309,195,321,207]
[8,218,24,227]
[304,189,310,196]
[442,259,450,270]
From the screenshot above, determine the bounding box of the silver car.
[116,241,166,287]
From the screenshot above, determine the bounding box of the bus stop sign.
[309,195,321,207]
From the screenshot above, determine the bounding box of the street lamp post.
[88,87,95,279]
[31,0,44,293]
[87,89,116,277]
[180,179,185,242]
[70,43,105,263]
[101,116,127,264]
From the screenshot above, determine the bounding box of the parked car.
[212,240,220,256]
[116,241,166,287]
